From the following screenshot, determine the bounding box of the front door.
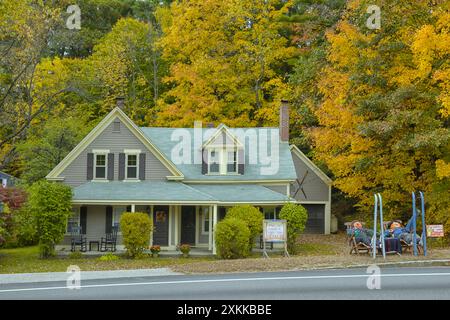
[181,206,196,245]
[153,205,169,246]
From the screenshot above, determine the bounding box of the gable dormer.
[201,124,244,175]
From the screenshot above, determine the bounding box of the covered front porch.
[62,181,293,254]
[60,204,220,253]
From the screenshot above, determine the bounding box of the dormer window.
[207,148,239,175]
[201,124,244,175]
[227,150,238,173]
[209,150,220,173]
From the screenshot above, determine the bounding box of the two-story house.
[46,100,332,254]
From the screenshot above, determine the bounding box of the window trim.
[94,152,108,180]
[200,207,210,235]
[125,153,139,180]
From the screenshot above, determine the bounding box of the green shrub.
[120,212,153,259]
[215,218,250,259]
[28,180,73,258]
[279,203,308,254]
[68,251,84,259]
[11,204,38,247]
[99,253,120,261]
[226,205,263,249]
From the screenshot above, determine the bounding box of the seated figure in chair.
[384,220,422,245]
[349,221,377,247]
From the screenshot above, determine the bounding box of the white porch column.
[212,204,218,255]
[131,204,135,212]
[208,205,213,251]
[174,206,180,246]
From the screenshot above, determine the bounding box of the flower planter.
[152,253,159,258]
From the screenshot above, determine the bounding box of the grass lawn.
[0,246,216,274]
[1,234,448,274]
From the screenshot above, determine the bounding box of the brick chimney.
[279,99,289,142]
[116,97,125,110]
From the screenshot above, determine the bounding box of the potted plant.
[150,245,161,258]
[178,244,191,258]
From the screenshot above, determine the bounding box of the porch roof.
[72,181,291,204]
[189,184,291,203]
[73,181,215,203]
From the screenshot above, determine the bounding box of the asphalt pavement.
[1,267,450,300]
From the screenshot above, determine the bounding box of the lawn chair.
[345,222,373,255]
[70,226,87,252]
[100,225,118,252]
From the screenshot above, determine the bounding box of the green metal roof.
[73,181,291,204]
[140,127,297,181]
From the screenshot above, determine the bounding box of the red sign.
[426,225,444,238]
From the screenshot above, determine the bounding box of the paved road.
[1,267,450,300]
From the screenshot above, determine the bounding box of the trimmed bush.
[215,218,250,259]
[28,180,72,258]
[279,203,308,254]
[226,205,263,249]
[120,212,153,259]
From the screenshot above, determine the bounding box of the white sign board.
[263,220,287,243]
[1,178,6,188]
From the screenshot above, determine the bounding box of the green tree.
[120,212,153,258]
[279,203,308,253]
[28,180,72,258]
[17,116,92,184]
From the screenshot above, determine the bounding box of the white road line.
[1,272,450,294]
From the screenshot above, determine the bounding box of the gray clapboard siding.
[59,117,172,187]
[291,152,329,202]
[60,205,123,246]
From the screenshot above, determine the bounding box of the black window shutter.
[107,153,114,180]
[126,205,131,212]
[201,149,208,174]
[118,153,125,180]
[105,206,113,233]
[80,206,87,234]
[238,149,245,174]
[139,153,146,180]
[87,153,94,180]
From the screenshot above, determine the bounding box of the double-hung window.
[209,150,220,174]
[226,149,238,173]
[200,207,210,235]
[95,153,107,179]
[126,154,138,179]
[208,148,238,174]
